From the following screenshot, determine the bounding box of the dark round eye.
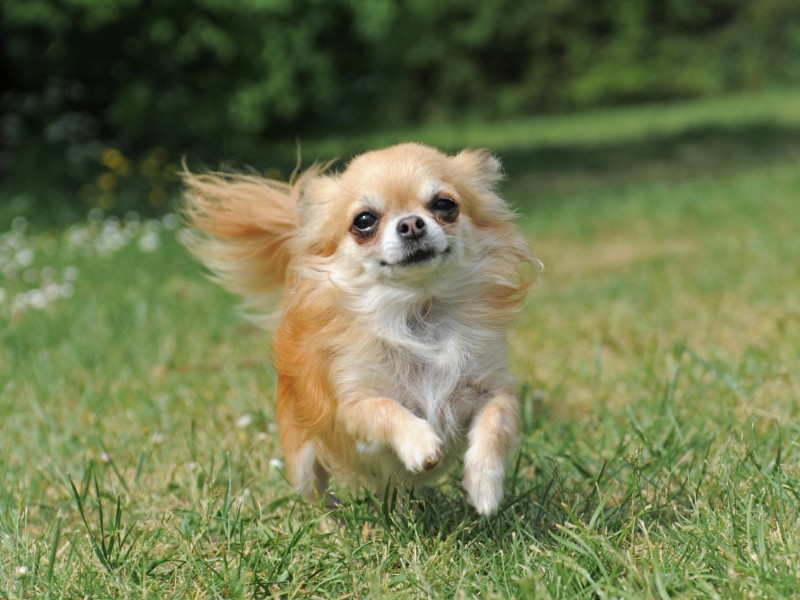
[352,211,379,233]
[430,196,459,217]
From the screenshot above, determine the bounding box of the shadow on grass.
[497,122,800,205]
[323,378,724,549]
[324,467,590,554]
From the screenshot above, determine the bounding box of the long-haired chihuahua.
[183,143,536,515]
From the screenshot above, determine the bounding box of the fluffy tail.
[182,168,301,321]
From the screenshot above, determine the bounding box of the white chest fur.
[333,283,509,488]
[381,309,505,436]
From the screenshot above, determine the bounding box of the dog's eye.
[430,196,459,220]
[352,211,379,234]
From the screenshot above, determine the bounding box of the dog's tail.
[182,167,304,322]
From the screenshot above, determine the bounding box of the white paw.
[462,452,505,516]
[395,419,444,473]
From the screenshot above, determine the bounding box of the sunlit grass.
[2,91,800,597]
[282,87,800,161]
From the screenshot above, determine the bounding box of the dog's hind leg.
[283,438,340,507]
[277,374,338,506]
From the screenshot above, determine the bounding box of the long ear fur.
[451,149,541,317]
[182,167,303,320]
[452,149,504,193]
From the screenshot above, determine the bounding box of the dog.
[183,143,536,515]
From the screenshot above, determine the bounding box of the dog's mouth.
[380,246,452,268]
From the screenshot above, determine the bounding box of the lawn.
[1,89,800,598]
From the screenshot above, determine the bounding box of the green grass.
[2,89,800,597]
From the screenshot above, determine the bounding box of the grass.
[2,88,800,597]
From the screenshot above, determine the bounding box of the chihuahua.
[183,143,535,515]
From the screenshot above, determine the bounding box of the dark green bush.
[2,0,799,211]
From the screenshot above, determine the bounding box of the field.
[2,89,800,597]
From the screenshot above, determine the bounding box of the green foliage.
[3,0,800,201]
[2,0,351,185]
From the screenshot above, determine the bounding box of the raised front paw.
[395,419,444,473]
[462,450,505,516]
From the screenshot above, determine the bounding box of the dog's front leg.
[339,397,444,473]
[462,392,520,515]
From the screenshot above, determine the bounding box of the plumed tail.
[182,167,302,324]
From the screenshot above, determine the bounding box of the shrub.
[2,0,799,212]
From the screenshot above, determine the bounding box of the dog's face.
[342,155,463,280]
[296,143,513,284]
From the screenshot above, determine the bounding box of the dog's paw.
[395,419,444,473]
[462,451,505,516]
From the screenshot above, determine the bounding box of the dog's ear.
[294,170,342,256]
[452,149,504,191]
[295,168,340,224]
[450,149,514,228]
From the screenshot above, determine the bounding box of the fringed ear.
[296,170,335,225]
[449,149,515,229]
[451,149,538,317]
[452,149,505,191]
[293,170,343,258]
[181,166,301,327]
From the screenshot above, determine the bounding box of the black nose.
[397,216,426,240]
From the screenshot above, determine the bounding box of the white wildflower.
[60,283,75,298]
[161,213,180,230]
[28,290,47,310]
[138,231,160,252]
[67,226,90,249]
[64,266,80,281]
[44,283,62,301]
[16,248,34,267]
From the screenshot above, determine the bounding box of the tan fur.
[183,143,537,515]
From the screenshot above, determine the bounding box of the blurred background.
[2,0,800,222]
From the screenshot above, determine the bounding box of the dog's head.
[295,143,531,293]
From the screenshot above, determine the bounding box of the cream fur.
[183,143,537,515]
